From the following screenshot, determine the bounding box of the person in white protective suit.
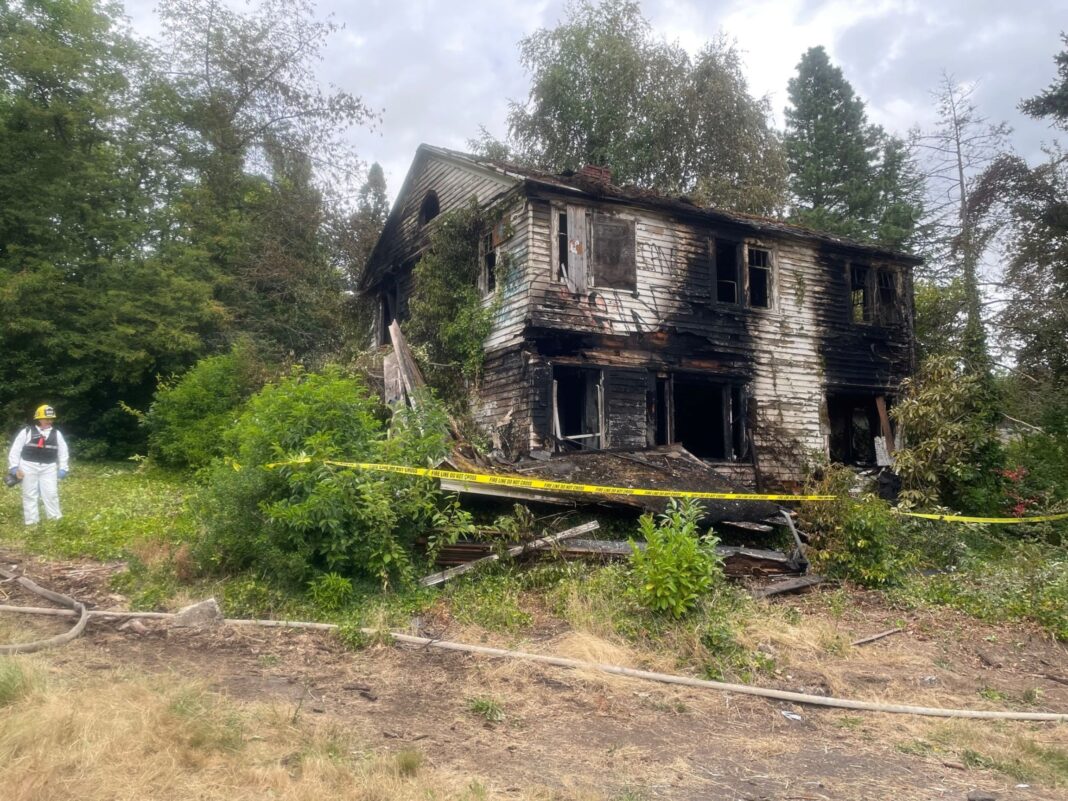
[7,405,69,525]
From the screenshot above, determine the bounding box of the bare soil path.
[3,548,1067,801]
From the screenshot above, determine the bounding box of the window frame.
[849,262,900,326]
[711,237,776,311]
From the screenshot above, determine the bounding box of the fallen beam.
[851,627,905,647]
[419,520,599,587]
[750,575,824,599]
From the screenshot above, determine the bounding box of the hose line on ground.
[1,576,1066,722]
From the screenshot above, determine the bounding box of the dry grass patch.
[0,664,586,801]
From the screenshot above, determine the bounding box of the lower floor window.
[552,366,604,450]
[649,373,747,460]
[827,393,893,465]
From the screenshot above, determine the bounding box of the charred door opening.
[552,366,604,450]
[674,377,725,457]
[827,394,887,465]
[656,374,747,461]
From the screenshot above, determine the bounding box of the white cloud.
[119,0,1065,202]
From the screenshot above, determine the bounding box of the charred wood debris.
[386,323,820,599]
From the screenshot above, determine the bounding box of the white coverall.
[8,425,69,525]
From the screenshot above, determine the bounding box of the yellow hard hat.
[34,404,56,421]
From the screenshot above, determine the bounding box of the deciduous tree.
[506,0,786,215]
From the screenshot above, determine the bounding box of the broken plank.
[851,627,905,647]
[388,320,428,403]
[439,478,576,506]
[419,520,599,587]
[750,575,823,599]
[875,395,895,455]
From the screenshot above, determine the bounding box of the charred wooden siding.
[497,196,915,482]
[363,151,518,341]
[362,148,916,484]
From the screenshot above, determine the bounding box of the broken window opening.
[377,289,395,346]
[657,374,747,461]
[747,247,771,308]
[715,240,740,304]
[481,232,497,295]
[419,191,439,226]
[556,211,569,281]
[552,366,604,451]
[850,264,871,323]
[876,269,897,324]
[827,394,888,465]
[590,214,636,290]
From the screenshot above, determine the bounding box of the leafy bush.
[629,499,723,618]
[1001,433,1068,544]
[798,465,903,587]
[193,367,456,588]
[905,540,1068,640]
[891,355,1004,513]
[145,341,268,470]
[306,572,355,612]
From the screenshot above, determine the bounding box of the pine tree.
[784,47,881,240]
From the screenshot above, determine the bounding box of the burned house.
[360,145,919,486]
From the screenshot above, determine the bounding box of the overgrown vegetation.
[194,367,463,589]
[900,537,1068,640]
[145,341,270,470]
[797,465,904,588]
[892,356,1004,513]
[405,202,506,405]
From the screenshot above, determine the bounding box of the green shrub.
[628,499,723,618]
[307,572,355,612]
[193,367,454,588]
[891,355,1004,513]
[798,466,903,587]
[145,341,268,470]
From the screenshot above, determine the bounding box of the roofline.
[518,178,924,265]
[359,144,923,293]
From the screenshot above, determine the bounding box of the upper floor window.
[850,264,899,325]
[553,206,636,294]
[419,191,439,226]
[747,247,771,308]
[590,213,636,291]
[851,264,871,323]
[714,240,772,309]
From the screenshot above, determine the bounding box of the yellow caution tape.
[895,510,1068,524]
[266,457,1068,523]
[267,457,834,502]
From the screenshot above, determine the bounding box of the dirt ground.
[3,549,1067,801]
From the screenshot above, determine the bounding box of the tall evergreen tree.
[977,36,1068,428]
[785,46,880,239]
[784,46,923,251]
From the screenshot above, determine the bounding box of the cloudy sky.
[122,0,1066,202]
